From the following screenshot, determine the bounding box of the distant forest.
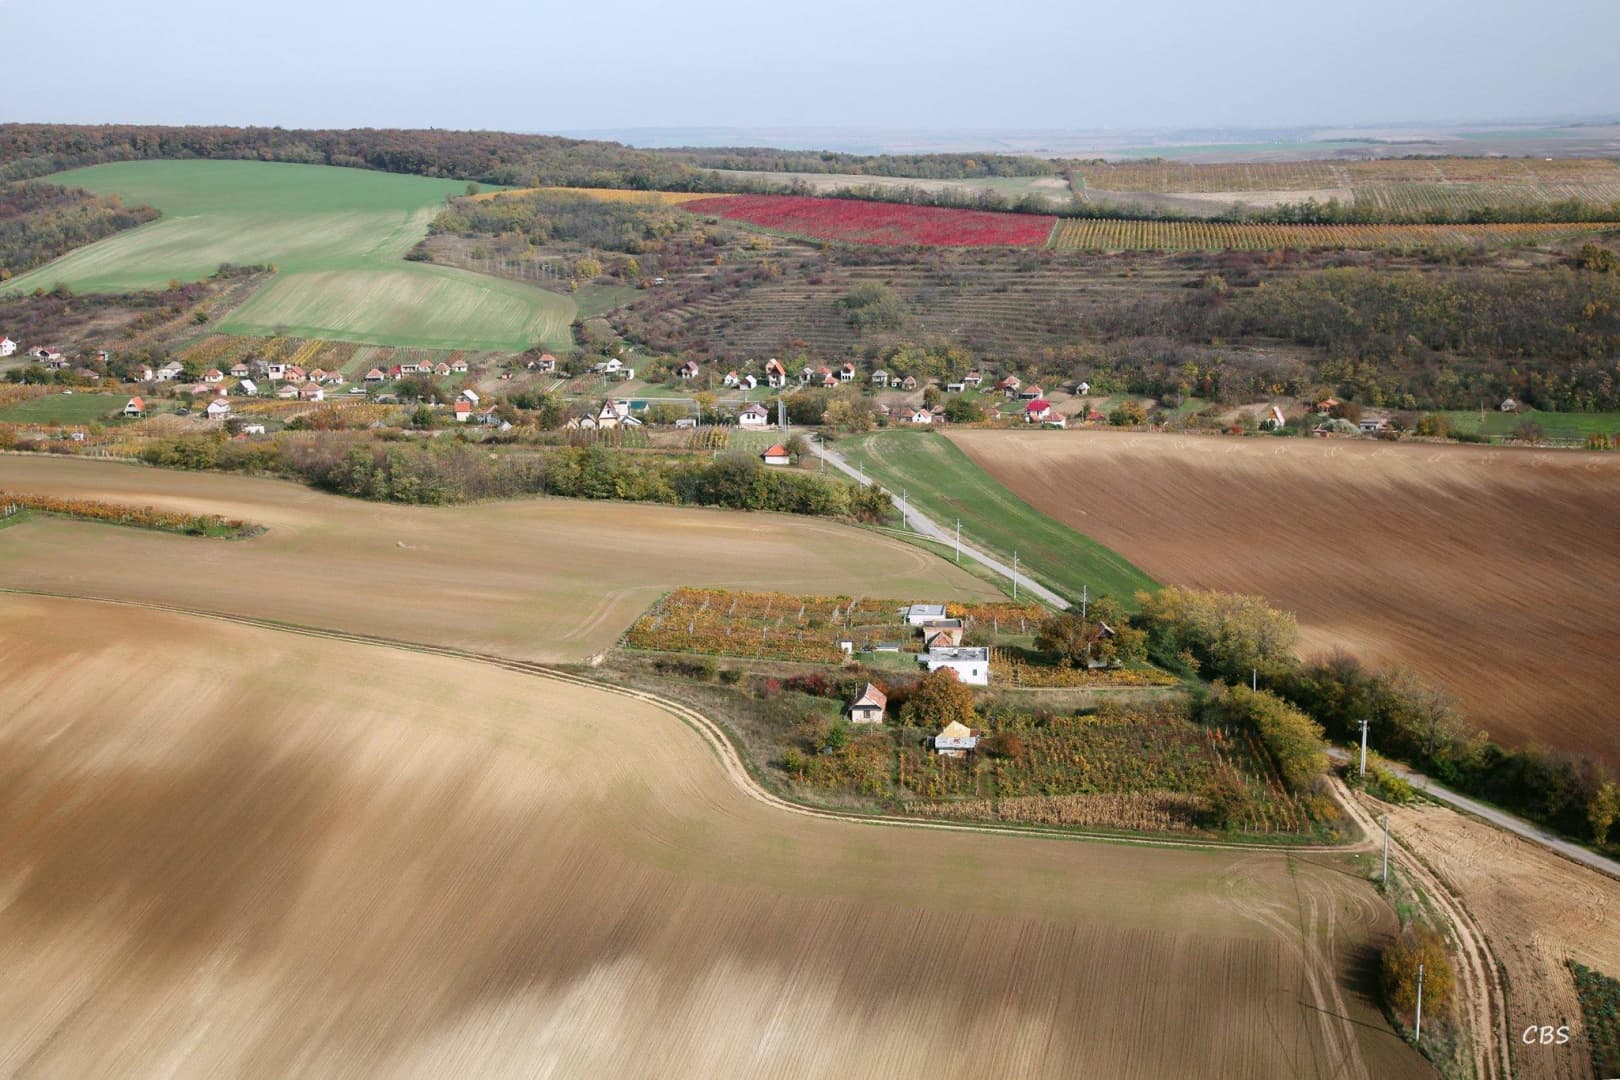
[0,124,1063,190]
[0,182,158,282]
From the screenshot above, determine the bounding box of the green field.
[4,161,576,351]
[0,393,154,426]
[833,430,1158,606]
[1442,408,1620,442]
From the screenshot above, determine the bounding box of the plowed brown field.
[0,596,1426,1078]
[950,430,1620,762]
[0,455,997,660]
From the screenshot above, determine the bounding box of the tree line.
[0,182,159,282]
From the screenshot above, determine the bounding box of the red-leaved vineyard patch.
[682,194,1055,247]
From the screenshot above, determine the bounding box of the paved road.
[1333,748,1620,880]
[811,440,1070,609]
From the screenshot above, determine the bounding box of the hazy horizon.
[3,0,1618,138]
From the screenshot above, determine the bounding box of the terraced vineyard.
[1072,155,1620,195]
[1073,160,1343,193]
[1049,217,1620,251]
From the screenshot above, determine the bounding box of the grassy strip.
[1568,960,1620,1078]
[833,430,1159,607]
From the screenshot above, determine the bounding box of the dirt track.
[951,430,1620,762]
[0,455,998,661]
[0,596,1428,1078]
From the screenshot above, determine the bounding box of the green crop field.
[0,392,158,426]
[833,430,1158,607]
[4,161,576,351]
[1441,408,1620,442]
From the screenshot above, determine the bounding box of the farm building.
[946,381,965,393]
[242,423,266,435]
[677,360,700,380]
[932,720,980,757]
[460,389,479,405]
[1075,381,1091,395]
[237,379,258,396]
[453,400,472,422]
[0,337,14,357]
[738,403,771,430]
[760,443,792,466]
[1041,416,1068,429]
[123,396,145,417]
[921,646,990,686]
[904,603,948,626]
[204,398,232,420]
[846,684,888,725]
[1500,398,1519,412]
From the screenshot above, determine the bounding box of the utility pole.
[1382,814,1390,887]
[1414,963,1425,1042]
[1081,584,1088,620]
[955,518,961,564]
[1012,552,1019,601]
[1251,667,1257,692]
[901,488,907,531]
[1359,718,1370,779]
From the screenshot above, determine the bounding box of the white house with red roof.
[1023,399,1053,423]
[205,398,232,420]
[123,395,146,417]
[453,399,472,422]
[299,384,324,402]
[759,442,792,466]
[203,369,224,383]
[364,367,387,383]
[764,358,787,387]
[450,358,469,373]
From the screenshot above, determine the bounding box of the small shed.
[933,720,980,757]
[760,443,792,466]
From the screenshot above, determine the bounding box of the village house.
[722,370,740,388]
[284,365,307,383]
[0,336,14,357]
[962,370,983,387]
[123,396,146,417]
[741,373,757,390]
[595,399,639,429]
[1500,397,1519,413]
[202,368,224,383]
[1041,414,1068,429]
[1358,417,1389,435]
[921,646,990,687]
[154,361,182,381]
[205,398,232,420]
[265,361,287,380]
[838,362,856,383]
[364,367,387,383]
[453,399,472,422]
[237,379,259,396]
[593,358,623,376]
[309,368,329,383]
[1018,384,1044,401]
[133,364,156,382]
[460,389,479,405]
[326,370,346,386]
[920,618,965,648]
[871,369,889,387]
[759,442,792,466]
[798,365,815,385]
[299,384,324,402]
[537,354,557,373]
[996,375,1022,397]
[764,359,787,387]
[1075,380,1091,395]
[242,423,266,435]
[276,384,300,400]
[932,720,980,757]
[945,381,965,393]
[904,603,948,627]
[846,683,888,725]
[1023,399,1053,423]
[677,360,700,381]
[738,403,771,430]
[905,406,934,425]
[229,362,251,378]
[35,347,65,366]
[899,375,918,391]
[434,362,452,377]
[450,358,469,374]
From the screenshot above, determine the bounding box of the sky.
[3,0,1618,139]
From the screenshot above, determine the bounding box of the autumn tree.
[1381,923,1454,1023]
[1589,781,1620,846]
[901,667,976,729]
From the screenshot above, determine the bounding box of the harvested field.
[0,455,997,661]
[1382,796,1620,1080]
[0,594,1427,1077]
[949,430,1620,762]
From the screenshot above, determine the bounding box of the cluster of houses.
[835,602,991,757]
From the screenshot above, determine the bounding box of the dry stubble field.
[0,596,1427,1078]
[949,430,1620,763]
[0,455,998,659]
[1383,797,1620,1080]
